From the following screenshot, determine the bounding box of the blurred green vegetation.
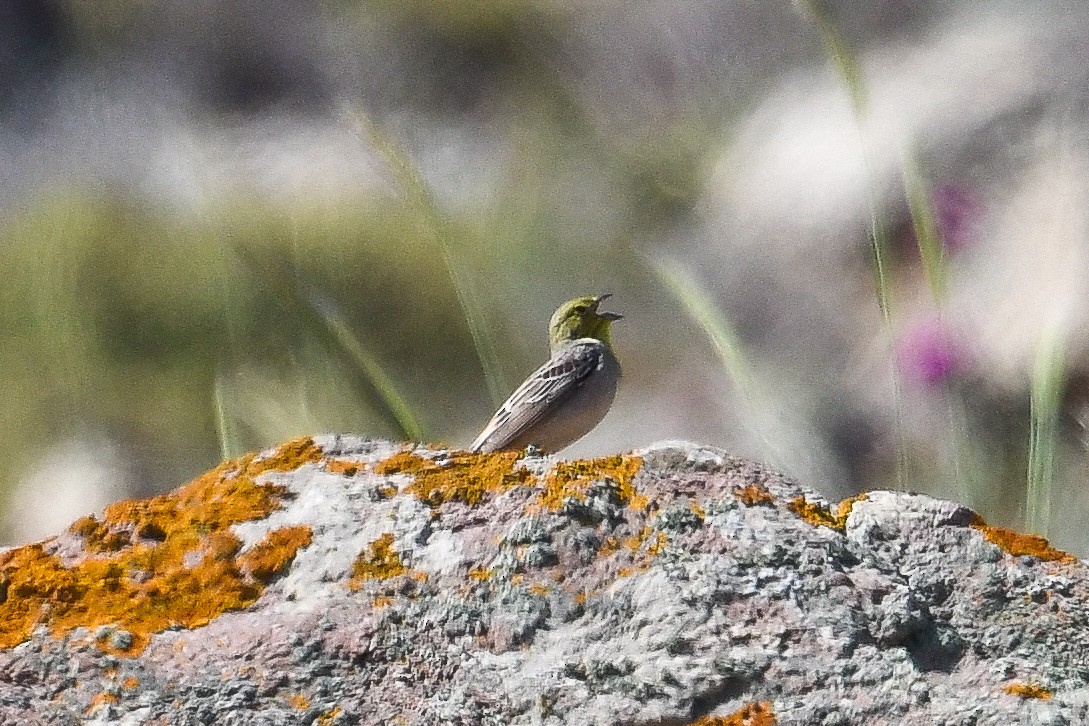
[351,0,561,40]
[796,3,1070,543]
[0,190,512,495]
[0,95,705,522]
[4,0,1087,557]
[55,0,144,50]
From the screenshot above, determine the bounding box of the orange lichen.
[85,692,119,713]
[734,484,775,507]
[288,694,311,710]
[325,459,362,476]
[839,494,868,519]
[69,516,130,553]
[378,450,533,507]
[970,514,1076,563]
[317,706,343,726]
[646,531,669,557]
[121,676,139,689]
[623,527,652,552]
[350,533,408,586]
[788,494,866,532]
[377,450,644,517]
[688,701,777,725]
[253,436,326,473]
[468,568,493,581]
[536,455,643,511]
[1004,682,1053,700]
[613,527,669,577]
[528,583,550,596]
[348,533,424,592]
[0,437,320,655]
[239,526,313,583]
[598,536,619,556]
[95,629,138,658]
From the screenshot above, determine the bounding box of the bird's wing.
[470,340,604,452]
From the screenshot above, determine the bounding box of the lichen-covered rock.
[0,435,1085,725]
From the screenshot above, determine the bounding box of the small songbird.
[470,294,622,454]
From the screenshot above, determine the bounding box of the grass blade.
[902,152,947,302]
[343,106,510,406]
[650,257,751,389]
[213,369,244,460]
[1027,329,1065,535]
[796,0,905,488]
[228,240,426,443]
[795,0,867,115]
[306,291,426,442]
[649,256,794,469]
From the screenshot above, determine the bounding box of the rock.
[0,435,1084,725]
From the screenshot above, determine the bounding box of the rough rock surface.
[0,435,1086,725]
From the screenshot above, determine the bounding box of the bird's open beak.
[595,293,623,321]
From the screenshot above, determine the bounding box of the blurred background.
[3,0,1089,553]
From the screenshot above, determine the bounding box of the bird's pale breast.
[471,339,620,454]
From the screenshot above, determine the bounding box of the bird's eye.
[572,305,588,314]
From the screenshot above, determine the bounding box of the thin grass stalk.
[213,370,243,460]
[213,234,249,460]
[1027,330,1065,535]
[797,0,867,114]
[796,0,905,488]
[651,258,751,389]
[343,107,509,406]
[307,292,426,442]
[650,257,791,469]
[902,153,973,500]
[902,152,947,302]
[942,387,978,509]
[227,240,425,443]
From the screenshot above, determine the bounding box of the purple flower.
[897,182,981,257]
[897,318,969,387]
[931,183,981,254]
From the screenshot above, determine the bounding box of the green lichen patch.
[377,450,533,507]
[0,437,322,655]
[970,514,1076,563]
[537,455,644,511]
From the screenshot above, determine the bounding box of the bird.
[470,294,622,454]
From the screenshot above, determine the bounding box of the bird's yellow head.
[548,294,622,351]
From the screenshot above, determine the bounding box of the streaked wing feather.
[471,342,602,452]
